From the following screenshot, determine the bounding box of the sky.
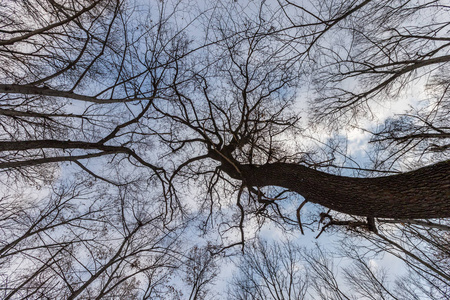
[1,0,448,299]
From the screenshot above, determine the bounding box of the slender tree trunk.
[220,159,450,219]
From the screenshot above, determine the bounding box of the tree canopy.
[0,0,449,298]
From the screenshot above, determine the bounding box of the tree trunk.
[220,159,450,219]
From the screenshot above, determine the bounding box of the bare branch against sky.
[0,0,449,298]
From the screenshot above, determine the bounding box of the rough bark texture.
[220,158,450,219]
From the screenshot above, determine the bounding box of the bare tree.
[228,238,309,300]
[0,0,191,298]
[353,222,450,299]
[180,245,220,300]
[1,0,450,298]
[292,0,450,167]
[153,0,449,235]
[229,236,449,300]
[0,0,186,192]
[0,177,183,299]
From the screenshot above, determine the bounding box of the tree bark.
[220,159,450,219]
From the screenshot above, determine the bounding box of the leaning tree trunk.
[219,159,450,219]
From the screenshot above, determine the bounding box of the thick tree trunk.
[221,159,450,219]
